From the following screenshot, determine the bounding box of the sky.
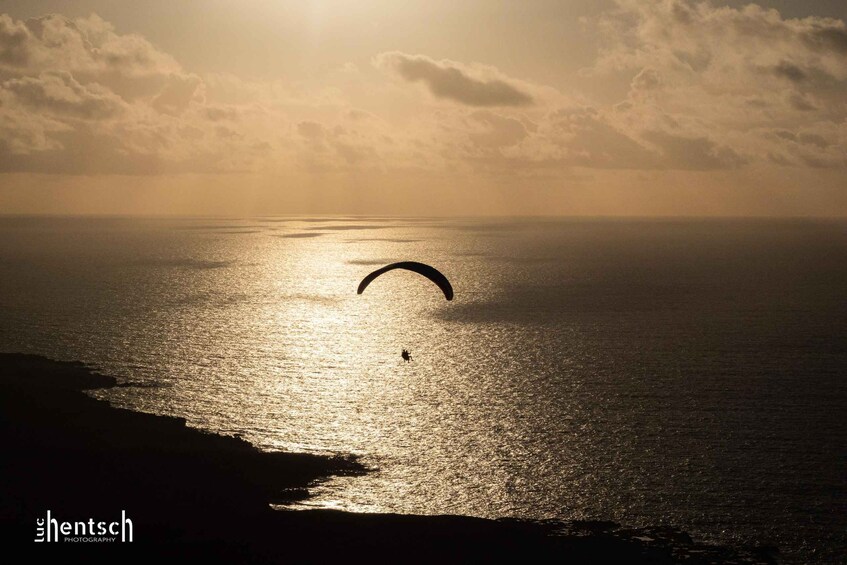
[0,0,846,216]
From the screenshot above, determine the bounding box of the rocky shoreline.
[0,353,777,563]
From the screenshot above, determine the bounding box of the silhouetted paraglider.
[357,261,452,362]
[356,261,453,301]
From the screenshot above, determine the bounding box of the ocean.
[0,216,844,562]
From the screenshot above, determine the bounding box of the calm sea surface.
[0,216,844,562]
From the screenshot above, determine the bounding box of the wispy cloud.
[375,51,534,107]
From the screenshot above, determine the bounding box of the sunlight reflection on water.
[1,216,845,563]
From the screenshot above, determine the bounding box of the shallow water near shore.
[0,216,845,562]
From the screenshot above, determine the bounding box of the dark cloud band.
[376,51,534,107]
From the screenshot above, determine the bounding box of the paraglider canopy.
[357,261,453,301]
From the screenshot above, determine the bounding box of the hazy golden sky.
[1,0,846,216]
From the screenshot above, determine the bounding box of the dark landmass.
[0,353,777,563]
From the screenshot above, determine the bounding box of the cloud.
[0,13,282,174]
[802,25,847,55]
[297,121,325,140]
[0,13,180,76]
[375,51,534,107]
[630,67,662,91]
[641,129,746,170]
[297,120,385,172]
[0,102,68,154]
[466,111,529,148]
[0,13,30,67]
[3,71,127,119]
[1,4,845,180]
[151,74,204,114]
[542,107,659,169]
[581,0,847,170]
[772,61,807,83]
[371,6,840,175]
[440,105,744,172]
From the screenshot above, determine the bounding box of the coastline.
[0,353,777,563]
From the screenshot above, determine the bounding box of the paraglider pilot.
[356,261,450,365]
